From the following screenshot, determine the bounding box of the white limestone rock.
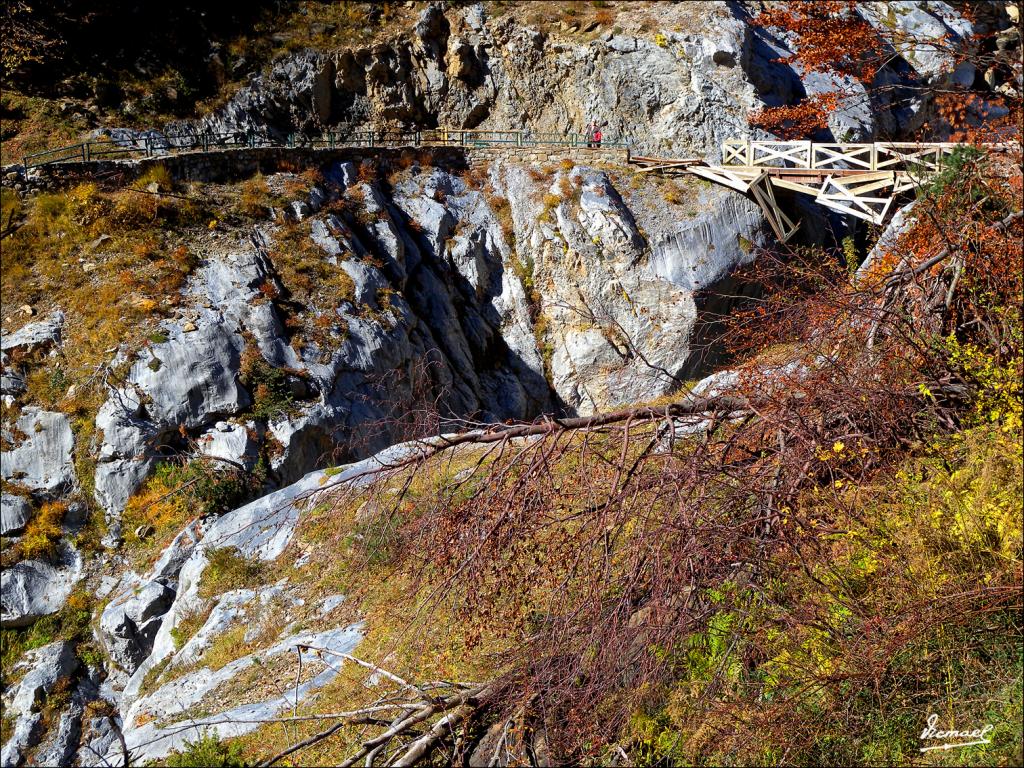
[858,2,974,82]
[859,201,917,277]
[196,421,259,471]
[0,713,40,768]
[114,624,363,766]
[0,311,64,355]
[0,545,83,627]
[1,494,31,536]
[3,640,79,718]
[127,319,249,428]
[0,407,75,496]
[93,315,251,518]
[98,580,176,675]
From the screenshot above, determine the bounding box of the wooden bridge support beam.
[749,173,800,243]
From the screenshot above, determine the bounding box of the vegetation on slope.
[157,150,1023,767]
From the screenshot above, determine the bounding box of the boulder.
[95,524,200,681]
[0,714,40,768]
[0,546,82,627]
[1,494,31,536]
[310,218,344,258]
[93,316,251,517]
[0,367,26,398]
[4,640,80,717]
[125,318,249,429]
[287,199,312,221]
[32,702,83,768]
[196,421,259,472]
[148,521,203,584]
[0,311,64,355]
[98,580,176,675]
[79,716,122,768]
[93,457,155,526]
[800,68,874,141]
[0,407,76,496]
[575,172,646,258]
[858,2,973,81]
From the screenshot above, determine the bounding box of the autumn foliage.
[748,0,1023,142]
[283,149,1023,766]
[748,92,839,139]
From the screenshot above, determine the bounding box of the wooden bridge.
[631,139,1001,241]
[20,130,1002,242]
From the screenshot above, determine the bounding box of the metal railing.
[23,128,630,168]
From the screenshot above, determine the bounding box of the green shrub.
[240,347,294,420]
[199,547,267,598]
[922,145,984,199]
[0,588,95,688]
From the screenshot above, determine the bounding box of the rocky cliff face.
[2,150,773,764]
[100,0,982,157]
[151,2,763,156]
[102,2,855,155]
[0,1,983,765]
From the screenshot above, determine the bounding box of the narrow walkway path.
[22,128,628,168]
[21,129,1005,241]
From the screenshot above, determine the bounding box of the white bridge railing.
[720,139,972,173]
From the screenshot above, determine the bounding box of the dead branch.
[390,689,490,766]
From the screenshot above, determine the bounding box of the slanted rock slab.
[0,545,83,627]
[0,407,76,496]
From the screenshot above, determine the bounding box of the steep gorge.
[1,2,1020,767]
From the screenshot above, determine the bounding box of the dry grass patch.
[11,501,65,562]
[2,176,211,444]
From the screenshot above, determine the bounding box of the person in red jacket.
[593,127,602,148]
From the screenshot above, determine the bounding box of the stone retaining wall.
[465,146,628,164]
